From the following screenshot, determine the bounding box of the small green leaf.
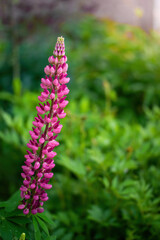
[0,110,13,127]
[5,190,21,212]
[58,156,86,177]
[32,216,41,240]
[88,205,103,223]
[36,212,54,226]
[35,216,49,236]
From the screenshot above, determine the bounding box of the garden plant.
[0,36,70,239]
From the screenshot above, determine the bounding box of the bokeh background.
[1,0,160,239]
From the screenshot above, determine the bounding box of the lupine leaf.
[32,216,41,240]
[5,190,21,212]
[8,216,31,225]
[36,212,54,226]
[35,215,49,236]
[58,156,86,177]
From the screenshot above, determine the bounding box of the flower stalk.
[18,36,70,215]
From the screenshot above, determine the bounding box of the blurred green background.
[1,1,160,239]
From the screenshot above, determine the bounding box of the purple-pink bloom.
[18,37,70,215]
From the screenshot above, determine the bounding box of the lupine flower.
[18,36,70,215]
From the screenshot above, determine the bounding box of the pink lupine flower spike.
[18,37,70,215]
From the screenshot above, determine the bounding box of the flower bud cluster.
[18,36,70,215]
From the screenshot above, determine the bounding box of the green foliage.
[0,206,31,240]
[63,16,160,119]
[48,104,160,240]
[0,194,54,240]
